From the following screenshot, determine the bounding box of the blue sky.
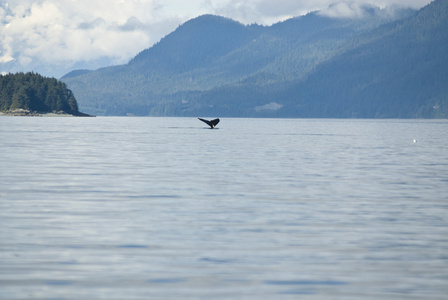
[0,0,433,78]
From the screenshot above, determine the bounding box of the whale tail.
[198,118,220,129]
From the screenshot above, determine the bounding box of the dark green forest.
[189,0,448,118]
[0,72,83,115]
[62,0,447,118]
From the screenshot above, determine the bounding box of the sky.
[0,0,433,78]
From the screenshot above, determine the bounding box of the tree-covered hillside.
[0,72,84,115]
[191,0,448,118]
[283,0,448,118]
[60,2,446,118]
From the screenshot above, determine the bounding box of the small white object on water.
[413,139,417,143]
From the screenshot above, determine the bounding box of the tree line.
[0,72,79,114]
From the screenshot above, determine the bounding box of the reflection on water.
[1,117,447,299]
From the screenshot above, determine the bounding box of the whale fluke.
[198,118,220,129]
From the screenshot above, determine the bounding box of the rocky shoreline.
[0,109,94,117]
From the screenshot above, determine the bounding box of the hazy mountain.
[280,0,448,118]
[191,0,448,118]
[59,2,446,118]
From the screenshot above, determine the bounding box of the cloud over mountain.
[0,0,432,78]
[0,0,180,77]
[204,0,431,23]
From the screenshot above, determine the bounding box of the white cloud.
[0,0,182,77]
[0,0,433,78]
[203,0,432,24]
[318,2,368,18]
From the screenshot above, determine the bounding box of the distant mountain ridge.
[277,0,448,118]
[62,1,447,118]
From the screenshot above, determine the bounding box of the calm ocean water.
[0,117,447,299]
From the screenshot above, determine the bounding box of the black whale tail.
[198,118,220,129]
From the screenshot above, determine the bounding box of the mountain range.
[62,0,448,118]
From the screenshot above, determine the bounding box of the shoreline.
[0,109,95,117]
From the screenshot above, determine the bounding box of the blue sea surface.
[1,117,447,299]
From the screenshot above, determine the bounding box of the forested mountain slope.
[180,0,448,118]
[284,0,448,118]
[60,2,445,118]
